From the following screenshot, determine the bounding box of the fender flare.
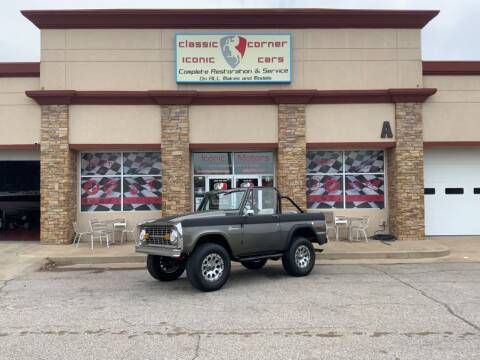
[191,230,233,256]
[284,224,317,250]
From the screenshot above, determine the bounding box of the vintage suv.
[136,187,327,292]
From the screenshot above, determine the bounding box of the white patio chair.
[350,217,369,242]
[72,222,91,247]
[89,220,112,249]
[113,218,134,244]
[323,212,337,241]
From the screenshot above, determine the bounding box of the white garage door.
[424,148,480,235]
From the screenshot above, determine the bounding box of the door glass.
[261,176,274,187]
[209,178,232,191]
[244,188,277,215]
[236,177,259,188]
[194,176,206,210]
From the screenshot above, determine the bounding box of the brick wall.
[388,102,425,240]
[161,105,191,215]
[40,105,76,244]
[277,104,307,209]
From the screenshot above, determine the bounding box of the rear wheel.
[147,255,186,281]
[186,243,231,292]
[241,259,267,270]
[282,237,315,277]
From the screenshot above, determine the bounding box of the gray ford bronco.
[136,187,327,291]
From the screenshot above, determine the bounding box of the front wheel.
[282,237,315,277]
[147,255,186,281]
[241,259,267,270]
[186,243,231,292]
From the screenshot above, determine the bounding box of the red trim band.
[69,144,161,150]
[26,88,437,106]
[21,8,439,29]
[0,63,40,77]
[190,143,278,151]
[424,141,480,147]
[0,144,40,150]
[307,142,395,149]
[308,195,384,202]
[423,61,480,76]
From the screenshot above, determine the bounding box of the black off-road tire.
[186,243,231,292]
[241,259,267,270]
[147,255,186,281]
[282,237,315,277]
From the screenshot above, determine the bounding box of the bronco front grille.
[143,225,174,246]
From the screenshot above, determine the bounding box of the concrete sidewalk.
[1,236,478,275]
[16,237,459,266]
[0,242,46,280]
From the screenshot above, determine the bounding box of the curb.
[47,247,451,266]
[48,254,146,266]
[315,248,450,260]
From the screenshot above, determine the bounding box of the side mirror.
[243,209,255,216]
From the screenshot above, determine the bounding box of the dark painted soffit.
[25,89,437,106]
[423,61,480,75]
[0,62,40,77]
[21,8,439,29]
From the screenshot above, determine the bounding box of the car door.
[240,188,281,255]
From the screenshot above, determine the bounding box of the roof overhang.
[21,8,439,29]
[423,61,480,75]
[25,88,437,106]
[0,62,40,77]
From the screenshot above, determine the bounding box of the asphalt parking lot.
[0,262,479,360]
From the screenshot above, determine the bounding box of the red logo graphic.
[220,36,247,68]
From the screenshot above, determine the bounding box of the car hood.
[139,211,234,226]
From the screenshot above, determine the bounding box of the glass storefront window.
[306,150,385,209]
[192,151,275,210]
[306,175,344,209]
[80,152,162,212]
[192,153,232,175]
[234,152,274,174]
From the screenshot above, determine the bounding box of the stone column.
[277,104,307,209]
[387,102,425,240]
[161,105,191,215]
[40,105,76,244]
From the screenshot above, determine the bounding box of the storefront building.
[1,8,480,243]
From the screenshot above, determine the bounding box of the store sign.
[234,152,274,174]
[176,34,291,83]
[193,153,232,175]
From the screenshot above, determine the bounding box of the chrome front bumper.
[135,244,182,258]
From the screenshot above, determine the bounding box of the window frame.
[306,149,386,210]
[79,151,162,213]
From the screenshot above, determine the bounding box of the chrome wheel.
[295,245,311,269]
[159,258,180,274]
[201,253,224,282]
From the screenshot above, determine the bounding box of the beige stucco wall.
[189,105,277,143]
[41,28,422,91]
[69,105,161,144]
[305,104,395,143]
[424,75,480,141]
[0,77,40,145]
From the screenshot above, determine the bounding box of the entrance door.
[241,187,281,254]
[0,161,40,240]
[424,148,480,235]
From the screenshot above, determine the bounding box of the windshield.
[198,189,247,211]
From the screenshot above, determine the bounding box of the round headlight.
[170,229,179,245]
[139,229,146,241]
